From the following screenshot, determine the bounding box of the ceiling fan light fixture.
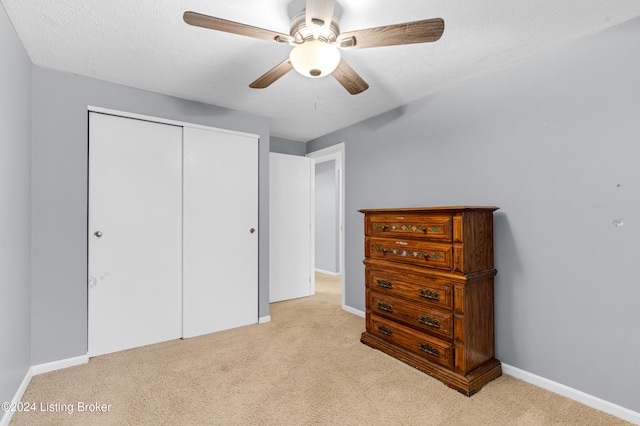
[289,40,341,78]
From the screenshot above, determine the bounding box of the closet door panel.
[182,127,258,338]
[88,113,183,357]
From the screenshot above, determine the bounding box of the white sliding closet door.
[88,112,183,357]
[182,127,259,338]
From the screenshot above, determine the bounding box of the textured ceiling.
[3,0,640,141]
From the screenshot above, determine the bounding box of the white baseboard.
[0,368,33,426]
[258,315,271,324]
[502,363,640,425]
[1,355,88,426]
[31,354,89,376]
[315,268,340,277]
[342,304,365,318]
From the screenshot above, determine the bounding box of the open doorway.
[307,143,345,310]
[314,160,339,276]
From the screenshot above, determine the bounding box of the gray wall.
[31,67,271,365]
[0,4,31,407]
[270,136,307,156]
[307,17,640,413]
[315,160,338,273]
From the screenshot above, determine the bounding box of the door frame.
[307,143,346,310]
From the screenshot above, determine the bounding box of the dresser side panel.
[461,211,495,273]
[463,275,496,372]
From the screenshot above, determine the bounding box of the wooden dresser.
[359,206,501,395]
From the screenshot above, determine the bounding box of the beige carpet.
[11,273,631,425]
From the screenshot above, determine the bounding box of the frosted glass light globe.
[290,40,341,78]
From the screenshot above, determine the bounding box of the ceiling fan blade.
[338,18,444,49]
[249,59,294,89]
[184,11,293,43]
[306,0,337,36]
[332,59,369,95]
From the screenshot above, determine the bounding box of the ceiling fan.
[183,0,444,95]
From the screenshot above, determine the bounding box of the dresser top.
[359,206,499,214]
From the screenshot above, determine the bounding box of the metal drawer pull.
[418,289,440,301]
[376,279,392,289]
[418,342,440,357]
[418,315,440,328]
[377,325,393,336]
[376,301,393,312]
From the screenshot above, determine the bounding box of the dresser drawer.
[366,213,452,242]
[369,314,454,369]
[368,291,453,339]
[367,268,453,310]
[366,237,453,271]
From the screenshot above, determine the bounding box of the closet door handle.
[250,228,255,234]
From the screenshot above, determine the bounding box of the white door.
[269,153,313,303]
[88,113,183,357]
[182,127,258,338]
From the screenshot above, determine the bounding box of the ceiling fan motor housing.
[290,11,340,43]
